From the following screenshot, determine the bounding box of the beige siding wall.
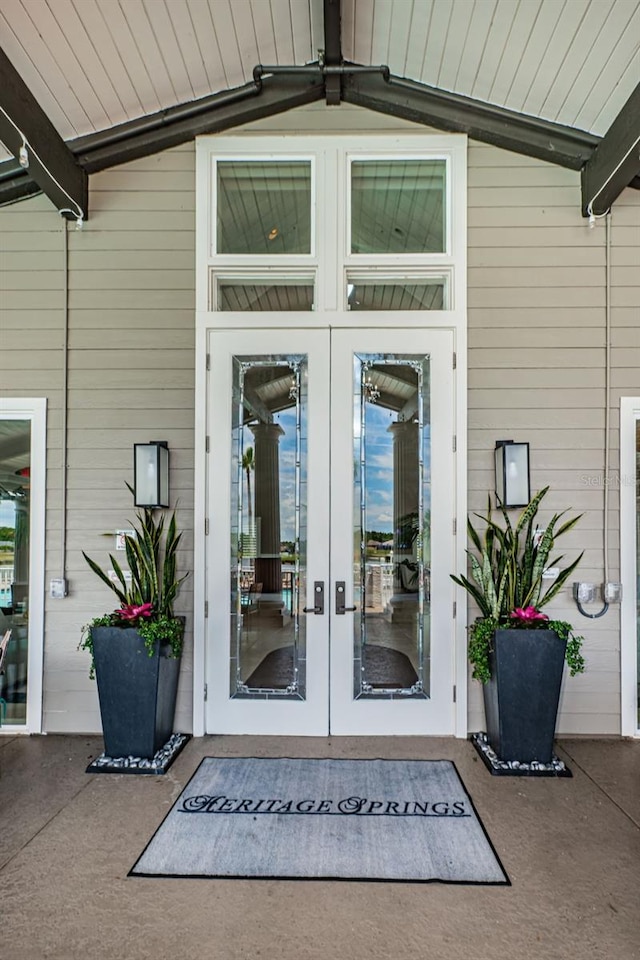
[468,143,640,735]
[0,144,196,733]
[1,102,638,737]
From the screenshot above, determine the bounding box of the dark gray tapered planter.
[91,624,183,759]
[483,628,567,764]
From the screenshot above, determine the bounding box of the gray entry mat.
[130,757,509,884]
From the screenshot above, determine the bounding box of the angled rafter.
[342,69,599,170]
[1,60,637,214]
[581,83,640,216]
[72,74,325,173]
[0,73,324,207]
[0,47,87,220]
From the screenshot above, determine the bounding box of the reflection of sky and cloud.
[275,408,297,542]
[0,501,16,527]
[239,363,432,543]
[363,403,395,533]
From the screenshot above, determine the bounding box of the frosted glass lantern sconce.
[134,441,169,508]
[495,440,530,508]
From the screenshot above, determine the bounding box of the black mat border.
[128,755,510,886]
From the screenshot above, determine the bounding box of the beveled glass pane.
[351,160,446,254]
[217,161,311,255]
[0,419,30,725]
[347,280,445,310]
[352,355,431,700]
[218,281,314,311]
[230,355,308,699]
[636,421,640,729]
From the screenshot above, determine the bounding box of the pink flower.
[510,606,549,622]
[117,602,153,620]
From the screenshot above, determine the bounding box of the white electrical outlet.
[573,582,596,603]
[50,578,67,599]
[603,582,623,602]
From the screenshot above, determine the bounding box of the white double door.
[206,324,456,736]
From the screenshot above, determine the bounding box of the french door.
[206,325,455,735]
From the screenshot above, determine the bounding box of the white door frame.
[0,397,47,734]
[193,130,468,738]
[194,315,467,737]
[620,397,639,737]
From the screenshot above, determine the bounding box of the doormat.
[129,757,509,884]
[86,733,190,775]
[471,733,572,778]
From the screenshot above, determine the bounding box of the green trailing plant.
[451,486,586,683]
[79,486,188,676]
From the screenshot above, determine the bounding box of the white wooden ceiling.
[0,0,638,165]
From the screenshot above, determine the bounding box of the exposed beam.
[0,159,42,205]
[323,0,342,105]
[2,63,638,214]
[581,83,640,216]
[342,69,599,170]
[0,47,87,220]
[74,74,325,173]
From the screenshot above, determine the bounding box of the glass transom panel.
[347,279,446,310]
[350,160,446,254]
[217,161,312,255]
[218,280,314,311]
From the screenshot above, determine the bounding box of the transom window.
[202,136,465,314]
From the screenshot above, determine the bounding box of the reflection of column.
[389,421,419,621]
[13,496,30,609]
[390,420,419,557]
[250,423,284,597]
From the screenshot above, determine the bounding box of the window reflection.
[352,356,431,700]
[0,420,30,726]
[230,356,308,699]
[350,160,446,254]
[217,161,312,255]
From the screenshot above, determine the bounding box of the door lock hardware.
[303,581,325,615]
[335,581,357,615]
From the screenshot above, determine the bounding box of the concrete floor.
[1,733,639,960]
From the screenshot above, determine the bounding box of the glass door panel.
[0,419,31,726]
[352,353,431,700]
[207,329,330,736]
[229,354,308,700]
[330,328,455,736]
[636,420,639,730]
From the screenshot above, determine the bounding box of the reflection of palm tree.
[242,446,254,535]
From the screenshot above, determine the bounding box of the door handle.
[335,581,357,615]
[303,581,325,615]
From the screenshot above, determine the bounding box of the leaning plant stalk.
[80,486,188,677]
[452,486,586,683]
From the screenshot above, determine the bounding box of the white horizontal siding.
[0,143,196,736]
[468,142,639,737]
[2,104,638,739]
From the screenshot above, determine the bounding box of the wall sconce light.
[134,441,169,508]
[495,440,530,508]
